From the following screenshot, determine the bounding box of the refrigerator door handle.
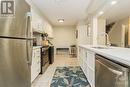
[26,12,32,38]
[26,40,32,65]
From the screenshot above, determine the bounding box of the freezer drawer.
[0,38,32,87]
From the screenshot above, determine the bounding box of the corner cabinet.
[31,47,41,82]
[78,46,95,87]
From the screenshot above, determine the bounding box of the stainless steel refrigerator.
[0,0,33,87]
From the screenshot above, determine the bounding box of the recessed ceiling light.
[99,11,104,15]
[111,0,117,5]
[58,19,64,23]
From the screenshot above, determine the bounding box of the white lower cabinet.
[31,47,41,82]
[78,47,95,87]
[88,68,95,87]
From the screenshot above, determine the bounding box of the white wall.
[97,18,106,45]
[76,17,106,46]
[76,24,91,45]
[53,26,76,49]
[92,17,98,45]
[129,17,130,45]
[108,17,130,47]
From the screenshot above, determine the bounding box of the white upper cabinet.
[43,22,53,38]
[31,8,53,38]
[31,10,44,33]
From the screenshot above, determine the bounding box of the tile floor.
[31,54,79,87]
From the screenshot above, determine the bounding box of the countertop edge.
[33,46,42,49]
[79,45,130,67]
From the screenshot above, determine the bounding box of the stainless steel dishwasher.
[95,54,130,87]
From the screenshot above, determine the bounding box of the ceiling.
[98,0,130,24]
[32,0,91,26]
[32,0,130,26]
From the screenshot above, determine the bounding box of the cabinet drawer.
[82,61,88,77]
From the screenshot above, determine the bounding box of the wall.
[108,17,130,47]
[53,26,76,49]
[97,18,106,45]
[85,16,100,45]
[76,24,91,45]
[76,17,106,46]
[128,17,130,46]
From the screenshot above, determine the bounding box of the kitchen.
[0,0,130,87]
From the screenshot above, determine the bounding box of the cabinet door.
[78,47,95,87]
[88,67,95,87]
[43,22,53,38]
[78,47,83,67]
[48,25,53,38]
[31,48,41,82]
[87,51,95,71]
[31,11,38,30]
[31,50,35,66]
[31,66,37,82]
[31,49,37,82]
[35,48,41,73]
[31,10,44,33]
[86,50,95,87]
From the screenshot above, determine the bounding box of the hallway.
[31,55,80,87]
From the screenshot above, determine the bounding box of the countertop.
[33,46,42,49]
[79,45,130,67]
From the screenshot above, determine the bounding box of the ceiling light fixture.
[99,11,104,15]
[111,0,117,5]
[58,19,64,23]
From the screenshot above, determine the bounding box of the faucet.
[105,33,111,46]
[100,32,111,46]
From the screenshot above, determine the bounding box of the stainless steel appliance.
[49,46,54,64]
[95,54,130,87]
[0,0,32,87]
[40,46,49,74]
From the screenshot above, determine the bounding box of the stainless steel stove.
[40,46,50,74]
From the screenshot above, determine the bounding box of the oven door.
[41,49,49,66]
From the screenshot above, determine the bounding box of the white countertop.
[33,46,42,49]
[79,45,130,67]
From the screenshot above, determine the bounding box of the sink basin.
[92,46,112,49]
